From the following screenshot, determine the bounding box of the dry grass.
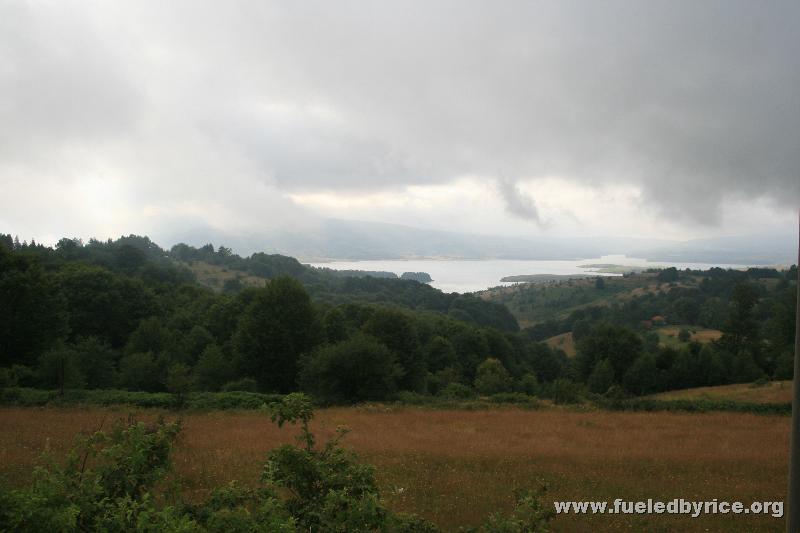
[0,406,788,532]
[544,332,576,357]
[189,261,266,291]
[658,325,723,343]
[651,380,793,404]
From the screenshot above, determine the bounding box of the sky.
[1,0,798,247]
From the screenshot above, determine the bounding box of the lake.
[306,255,752,294]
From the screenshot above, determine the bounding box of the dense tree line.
[0,235,557,403]
[2,234,795,402]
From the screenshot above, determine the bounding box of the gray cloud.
[1,0,798,237]
[496,179,540,223]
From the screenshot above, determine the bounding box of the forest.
[0,234,796,404]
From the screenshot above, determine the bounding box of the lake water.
[306,255,751,294]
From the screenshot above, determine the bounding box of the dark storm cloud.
[496,179,540,223]
[1,0,798,229]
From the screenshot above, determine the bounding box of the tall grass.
[0,405,788,531]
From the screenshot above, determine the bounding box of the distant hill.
[162,220,794,265]
[163,219,671,261]
[630,232,796,265]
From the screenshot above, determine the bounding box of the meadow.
[650,380,793,404]
[0,405,789,532]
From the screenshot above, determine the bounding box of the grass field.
[544,331,577,357]
[655,325,723,348]
[650,380,793,404]
[189,261,266,291]
[0,406,788,532]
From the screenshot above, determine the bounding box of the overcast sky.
[1,0,798,246]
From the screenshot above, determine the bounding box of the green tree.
[299,335,401,404]
[36,344,86,392]
[164,363,194,407]
[474,358,512,395]
[587,359,615,394]
[194,345,235,391]
[0,249,69,366]
[730,350,763,383]
[425,336,458,372]
[696,344,726,385]
[58,264,155,347]
[322,307,349,343]
[622,354,659,395]
[515,372,539,395]
[721,282,760,354]
[363,308,425,392]
[118,352,161,391]
[575,324,643,383]
[233,277,316,392]
[73,336,118,389]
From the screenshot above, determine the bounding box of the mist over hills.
[163,218,795,266]
[630,233,797,265]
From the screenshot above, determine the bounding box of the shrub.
[587,359,615,394]
[474,358,513,395]
[263,393,410,530]
[0,392,555,532]
[118,352,160,391]
[546,379,583,405]
[479,486,554,532]
[514,373,539,396]
[0,416,181,531]
[221,377,258,392]
[193,345,235,391]
[299,335,402,404]
[488,392,539,407]
[439,382,477,400]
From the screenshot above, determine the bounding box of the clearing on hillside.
[544,331,576,357]
[649,380,792,404]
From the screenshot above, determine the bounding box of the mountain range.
[163,218,796,266]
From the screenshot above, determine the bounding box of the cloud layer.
[1,0,798,241]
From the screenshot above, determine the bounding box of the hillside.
[649,381,793,404]
[479,270,688,327]
[1,233,796,406]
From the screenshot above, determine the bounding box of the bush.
[474,358,513,395]
[394,391,436,405]
[118,352,160,391]
[514,373,539,396]
[0,416,181,531]
[587,359,614,394]
[438,382,477,400]
[221,377,259,392]
[546,379,583,405]
[488,392,539,406]
[299,335,402,404]
[0,388,285,411]
[0,392,555,532]
[597,397,790,416]
[480,486,555,532]
[194,345,235,391]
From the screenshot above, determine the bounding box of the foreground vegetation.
[0,394,554,532]
[0,401,788,532]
